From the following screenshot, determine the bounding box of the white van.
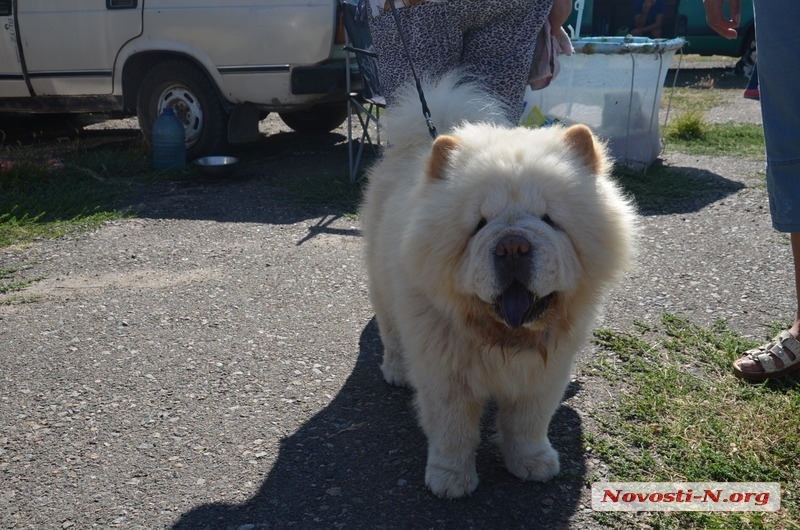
[0,0,353,158]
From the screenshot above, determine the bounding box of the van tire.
[137,61,228,160]
[278,104,348,134]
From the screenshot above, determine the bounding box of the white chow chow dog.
[361,73,636,498]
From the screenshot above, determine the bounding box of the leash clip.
[424,112,437,139]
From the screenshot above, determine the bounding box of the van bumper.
[291,60,359,97]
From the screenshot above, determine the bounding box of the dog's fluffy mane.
[383,71,512,150]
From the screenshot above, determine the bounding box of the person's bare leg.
[790,232,800,337]
[735,232,800,376]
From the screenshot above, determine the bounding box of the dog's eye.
[542,214,558,229]
[474,217,488,234]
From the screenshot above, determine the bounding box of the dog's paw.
[380,353,409,387]
[502,439,560,482]
[425,461,479,499]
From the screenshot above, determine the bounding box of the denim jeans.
[755,1,800,232]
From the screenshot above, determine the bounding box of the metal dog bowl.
[193,156,239,178]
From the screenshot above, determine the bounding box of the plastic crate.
[522,36,685,169]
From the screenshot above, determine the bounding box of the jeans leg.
[754,1,800,232]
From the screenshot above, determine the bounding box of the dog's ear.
[427,135,461,180]
[563,124,607,174]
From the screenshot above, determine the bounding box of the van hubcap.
[157,84,204,147]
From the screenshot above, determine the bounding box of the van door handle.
[106,0,138,9]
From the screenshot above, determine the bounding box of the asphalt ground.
[1,60,784,529]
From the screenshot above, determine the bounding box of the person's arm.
[703,0,741,39]
[549,0,573,28]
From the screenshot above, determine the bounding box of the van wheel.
[278,104,348,134]
[137,61,228,160]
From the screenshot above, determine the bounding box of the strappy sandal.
[733,330,800,382]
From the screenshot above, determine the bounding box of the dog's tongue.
[499,282,531,329]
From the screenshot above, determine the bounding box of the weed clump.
[666,110,707,141]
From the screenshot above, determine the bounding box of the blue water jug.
[152,107,186,170]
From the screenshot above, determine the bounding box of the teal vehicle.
[566,0,755,73]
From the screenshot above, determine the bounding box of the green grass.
[584,315,800,529]
[0,136,365,248]
[663,86,728,114]
[665,110,708,140]
[660,84,765,158]
[665,118,765,158]
[0,264,40,294]
[0,263,43,304]
[0,145,153,247]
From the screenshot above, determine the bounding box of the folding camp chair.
[340,0,385,182]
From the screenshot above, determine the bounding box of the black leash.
[387,2,438,139]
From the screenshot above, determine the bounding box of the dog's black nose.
[494,235,533,287]
[495,236,531,258]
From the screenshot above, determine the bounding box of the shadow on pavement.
[616,160,747,217]
[130,128,369,230]
[171,318,589,529]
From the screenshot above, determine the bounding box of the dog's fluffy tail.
[383,71,512,150]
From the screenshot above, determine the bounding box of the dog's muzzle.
[493,235,553,328]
